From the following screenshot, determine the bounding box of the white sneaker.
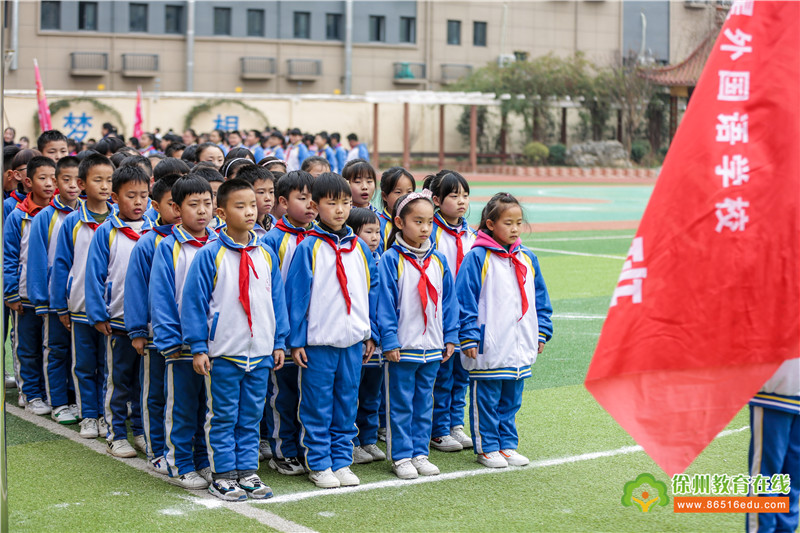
[198,467,213,483]
[500,449,530,466]
[450,426,473,448]
[333,466,360,487]
[362,443,386,461]
[411,456,440,476]
[269,456,306,476]
[25,398,52,415]
[133,434,147,454]
[17,393,26,407]
[352,446,374,464]
[392,459,418,480]
[430,434,463,452]
[68,404,79,418]
[97,417,108,438]
[150,456,169,475]
[209,478,246,501]
[78,417,99,439]
[477,451,508,468]
[106,439,137,458]
[308,468,340,489]
[51,405,78,425]
[171,470,210,490]
[377,427,387,442]
[258,440,273,461]
[238,474,273,499]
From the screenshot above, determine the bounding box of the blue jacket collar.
[173,224,218,244]
[108,212,155,231]
[310,221,356,245]
[218,229,259,249]
[51,195,80,214]
[391,238,436,261]
[434,212,469,233]
[79,201,114,224]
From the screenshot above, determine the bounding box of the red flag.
[133,86,143,139]
[34,58,52,132]
[585,0,800,477]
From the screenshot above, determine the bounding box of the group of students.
[3,128,553,502]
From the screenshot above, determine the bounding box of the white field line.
[257,426,751,506]
[531,235,635,243]
[552,313,606,320]
[528,247,627,260]
[6,404,316,533]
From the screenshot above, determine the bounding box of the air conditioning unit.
[497,54,515,67]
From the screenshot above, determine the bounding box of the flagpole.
[0,1,10,531]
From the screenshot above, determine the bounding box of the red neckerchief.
[438,220,466,274]
[236,245,260,336]
[484,241,528,320]
[309,229,359,313]
[399,251,439,334]
[117,224,147,242]
[276,218,308,244]
[10,190,25,203]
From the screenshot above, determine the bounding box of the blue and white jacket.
[3,197,45,308]
[85,214,154,329]
[26,196,80,314]
[263,146,285,160]
[123,223,174,344]
[285,142,309,172]
[261,216,312,282]
[750,359,800,415]
[346,143,370,163]
[316,145,337,173]
[285,224,378,349]
[150,225,218,361]
[431,213,477,280]
[377,208,393,254]
[333,145,347,174]
[50,203,113,323]
[378,240,458,363]
[3,190,26,222]
[456,232,553,380]
[181,230,289,371]
[143,206,159,224]
[253,214,278,239]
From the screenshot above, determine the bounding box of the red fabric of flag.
[133,86,143,139]
[34,59,52,132]
[585,0,800,477]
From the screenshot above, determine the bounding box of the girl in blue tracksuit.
[425,171,476,452]
[378,190,459,480]
[456,193,553,469]
[378,167,415,254]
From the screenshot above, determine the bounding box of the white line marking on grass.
[531,235,634,243]
[553,313,607,320]
[528,247,626,260]
[6,404,317,533]
[257,425,751,505]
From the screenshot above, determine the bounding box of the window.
[247,9,264,37]
[400,16,416,43]
[40,1,61,30]
[473,21,487,46]
[294,12,310,39]
[369,15,385,42]
[78,2,98,31]
[447,20,461,45]
[213,7,231,35]
[326,13,342,40]
[165,5,183,34]
[129,3,148,32]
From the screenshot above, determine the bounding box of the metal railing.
[287,59,322,78]
[70,52,108,72]
[121,53,159,73]
[240,57,276,79]
[393,62,426,81]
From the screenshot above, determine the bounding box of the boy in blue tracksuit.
[286,173,379,489]
[182,178,289,501]
[260,170,316,475]
[124,175,182,475]
[85,165,153,458]
[314,133,338,173]
[150,176,217,490]
[4,156,56,415]
[51,153,115,439]
[330,133,347,175]
[27,156,82,424]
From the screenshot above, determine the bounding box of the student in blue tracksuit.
[85,165,154,458]
[747,359,800,533]
[182,178,289,502]
[3,148,38,222]
[236,166,276,236]
[330,133,347,176]
[286,173,379,489]
[51,153,114,439]
[259,170,316,475]
[346,207,387,465]
[262,131,285,161]
[187,165,224,230]
[424,171,476,452]
[377,167,415,254]
[314,132,338,173]
[150,177,217,490]
[284,129,309,172]
[342,159,379,215]
[378,191,458,480]
[27,156,82,424]
[457,193,553,469]
[124,174,182,475]
[4,156,57,415]
[345,133,370,164]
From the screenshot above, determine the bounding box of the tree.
[606,60,656,152]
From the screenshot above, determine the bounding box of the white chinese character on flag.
[727,0,754,18]
[715,197,750,233]
[715,154,750,187]
[720,29,753,61]
[718,71,750,101]
[611,237,647,307]
[716,113,749,145]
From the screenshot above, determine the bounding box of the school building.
[2,1,721,96]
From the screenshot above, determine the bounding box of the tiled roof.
[639,31,718,87]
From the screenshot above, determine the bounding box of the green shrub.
[523,142,549,165]
[630,140,650,164]
[548,144,567,165]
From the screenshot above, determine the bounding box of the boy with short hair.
[314,132,337,173]
[301,156,330,178]
[4,156,57,415]
[181,178,289,501]
[346,133,370,163]
[4,149,39,222]
[284,128,308,172]
[86,165,153,458]
[188,164,224,229]
[124,174,182,474]
[236,165,276,235]
[286,172,379,489]
[51,153,114,438]
[150,176,218,489]
[27,156,82,423]
[37,129,69,162]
